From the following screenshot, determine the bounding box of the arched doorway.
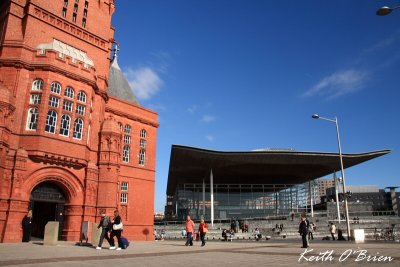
[29,182,66,240]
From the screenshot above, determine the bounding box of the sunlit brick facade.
[0,0,158,242]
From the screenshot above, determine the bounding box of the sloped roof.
[166,145,391,195]
[108,57,140,105]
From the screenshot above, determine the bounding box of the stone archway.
[29,182,66,240]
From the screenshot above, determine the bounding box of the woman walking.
[198,219,208,246]
[110,210,123,250]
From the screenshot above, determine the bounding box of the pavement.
[0,239,399,267]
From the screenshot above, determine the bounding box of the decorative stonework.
[37,39,94,68]
[32,7,107,51]
[29,152,87,170]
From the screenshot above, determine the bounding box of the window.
[45,110,57,133]
[124,135,131,144]
[73,4,78,13]
[65,87,74,98]
[139,149,145,166]
[140,139,146,148]
[120,193,128,204]
[26,108,39,130]
[63,100,73,112]
[59,114,71,136]
[121,182,128,191]
[77,91,87,102]
[73,118,83,139]
[32,79,43,90]
[140,129,147,139]
[84,1,88,8]
[62,8,67,17]
[64,0,68,7]
[123,145,130,162]
[82,18,86,28]
[83,9,87,17]
[118,122,123,132]
[76,104,85,116]
[72,13,77,23]
[49,96,60,108]
[30,94,41,105]
[124,125,131,135]
[51,82,62,94]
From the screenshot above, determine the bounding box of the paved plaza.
[0,239,399,267]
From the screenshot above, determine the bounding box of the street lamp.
[376,5,400,16]
[312,114,351,240]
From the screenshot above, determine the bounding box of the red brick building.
[0,0,158,242]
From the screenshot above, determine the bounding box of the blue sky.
[111,1,400,212]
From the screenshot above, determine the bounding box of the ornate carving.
[28,153,87,170]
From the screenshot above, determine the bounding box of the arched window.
[124,125,131,135]
[139,149,145,166]
[118,122,123,132]
[45,110,57,133]
[51,82,62,94]
[65,86,74,98]
[123,145,130,163]
[73,118,84,139]
[26,108,39,130]
[59,114,71,136]
[32,79,43,90]
[77,91,87,102]
[140,129,147,139]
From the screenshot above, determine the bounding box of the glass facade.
[172,183,311,221]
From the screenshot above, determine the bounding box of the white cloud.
[303,69,368,99]
[124,67,163,100]
[205,135,215,142]
[187,105,198,113]
[201,115,216,123]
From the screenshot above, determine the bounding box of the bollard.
[44,221,59,246]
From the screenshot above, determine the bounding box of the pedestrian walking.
[22,210,33,242]
[110,210,123,250]
[308,222,314,241]
[299,216,308,248]
[96,209,112,249]
[185,215,195,246]
[329,223,336,240]
[198,219,208,246]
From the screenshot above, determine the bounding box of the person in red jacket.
[198,219,208,246]
[185,215,195,246]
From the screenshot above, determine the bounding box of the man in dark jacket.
[299,216,308,248]
[96,209,112,250]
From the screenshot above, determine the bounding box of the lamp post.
[312,114,351,240]
[376,5,400,16]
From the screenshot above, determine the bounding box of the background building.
[0,0,158,242]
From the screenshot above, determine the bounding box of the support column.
[202,178,206,219]
[309,181,314,218]
[334,172,341,222]
[210,169,214,228]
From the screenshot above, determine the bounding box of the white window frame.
[32,79,43,91]
[77,91,87,103]
[120,193,128,204]
[124,125,131,135]
[51,82,62,94]
[65,86,75,99]
[124,135,131,144]
[59,114,71,136]
[76,104,86,116]
[139,149,146,166]
[49,96,60,108]
[63,100,73,112]
[121,182,128,191]
[140,139,146,148]
[26,107,39,130]
[45,110,57,133]
[140,129,147,139]
[73,118,84,139]
[30,94,41,105]
[123,145,130,163]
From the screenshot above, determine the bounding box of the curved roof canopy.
[166,145,390,195]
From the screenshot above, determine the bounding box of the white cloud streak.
[303,69,368,99]
[124,67,163,100]
[205,135,215,142]
[201,115,216,123]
